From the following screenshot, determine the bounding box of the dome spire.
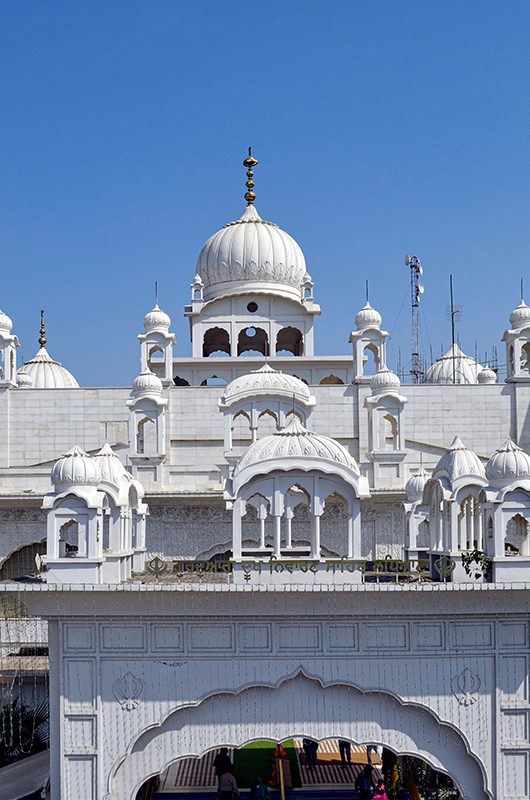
[243,147,258,205]
[39,308,47,348]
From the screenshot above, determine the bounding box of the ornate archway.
[108,671,488,800]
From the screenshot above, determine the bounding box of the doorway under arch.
[109,672,488,800]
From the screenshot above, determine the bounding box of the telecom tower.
[405,255,425,384]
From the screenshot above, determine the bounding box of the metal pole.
[450,274,456,384]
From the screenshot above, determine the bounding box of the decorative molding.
[451,668,481,706]
[113,671,145,711]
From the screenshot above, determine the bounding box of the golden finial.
[243,146,258,205]
[39,309,47,348]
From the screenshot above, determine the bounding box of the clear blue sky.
[1,0,529,385]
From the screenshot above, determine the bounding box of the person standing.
[218,771,239,800]
[302,738,318,769]
[338,739,351,767]
[213,748,233,779]
[355,764,375,800]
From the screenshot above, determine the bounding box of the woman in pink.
[373,779,389,800]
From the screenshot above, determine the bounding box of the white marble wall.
[25,584,530,800]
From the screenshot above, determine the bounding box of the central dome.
[196,205,307,302]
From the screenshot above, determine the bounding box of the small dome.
[93,443,128,486]
[478,367,497,384]
[22,347,79,389]
[191,273,204,286]
[196,204,307,303]
[371,368,400,395]
[234,415,360,477]
[16,367,33,388]
[355,302,382,331]
[433,436,485,483]
[510,299,530,329]
[131,368,163,397]
[486,438,530,482]
[0,309,13,333]
[143,304,171,332]
[424,344,483,385]
[222,363,311,405]
[406,467,429,500]
[52,445,100,490]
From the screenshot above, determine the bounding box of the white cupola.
[350,302,388,381]
[0,307,19,386]
[138,302,175,384]
[424,344,483,385]
[51,445,100,492]
[185,151,320,360]
[504,298,530,382]
[19,311,79,389]
[433,436,486,487]
[486,438,530,485]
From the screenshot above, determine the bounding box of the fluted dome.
[16,367,33,388]
[93,443,128,486]
[221,363,311,406]
[52,445,100,490]
[22,347,79,389]
[143,304,171,332]
[433,436,485,483]
[424,344,483,385]
[509,299,530,329]
[478,367,497,385]
[131,368,163,397]
[371,368,400,395]
[486,438,530,482]
[406,467,429,500]
[234,415,359,477]
[355,302,382,330]
[195,205,307,303]
[0,309,13,333]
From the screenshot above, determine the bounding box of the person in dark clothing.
[213,748,233,778]
[355,764,375,799]
[338,739,351,766]
[249,776,270,800]
[302,739,318,769]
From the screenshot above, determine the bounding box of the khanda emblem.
[113,671,145,711]
[451,667,481,706]
[146,555,168,578]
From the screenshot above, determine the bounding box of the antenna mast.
[404,255,424,384]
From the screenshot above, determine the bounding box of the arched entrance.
[108,672,488,800]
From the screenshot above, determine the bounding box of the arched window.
[232,411,252,445]
[0,540,47,580]
[417,520,430,549]
[147,345,164,369]
[173,376,190,386]
[200,375,228,387]
[276,327,303,357]
[136,417,156,454]
[505,514,529,556]
[203,327,230,358]
[362,343,380,375]
[237,327,268,357]
[319,374,344,385]
[383,414,398,450]
[257,410,278,437]
[457,496,481,550]
[521,342,530,372]
[59,519,80,557]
